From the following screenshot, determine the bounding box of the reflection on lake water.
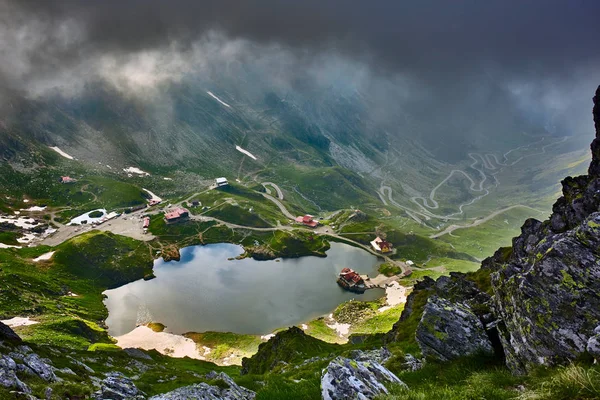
[104,242,384,336]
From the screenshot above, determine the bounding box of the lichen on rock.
[416,296,494,362]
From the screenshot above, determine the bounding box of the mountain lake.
[104,242,384,336]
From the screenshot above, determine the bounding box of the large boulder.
[23,353,57,382]
[0,321,21,342]
[321,356,406,400]
[492,212,600,373]
[586,326,600,362]
[149,372,255,400]
[416,296,493,362]
[93,372,144,400]
[0,355,30,394]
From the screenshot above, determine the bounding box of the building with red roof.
[295,214,319,228]
[337,267,366,293]
[60,176,76,184]
[164,208,189,224]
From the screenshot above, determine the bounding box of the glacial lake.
[104,242,384,336]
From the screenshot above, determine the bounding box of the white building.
[215,177,229,187]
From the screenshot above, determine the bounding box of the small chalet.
[370,236,393,253]
[148,199,161,206]
[60,176,76,184]
[164,208,189,224]
[337,267,366,293]
[215,177,229,187]
[295,214,318,228]
[191,200,200,207]
[142,217,150,229]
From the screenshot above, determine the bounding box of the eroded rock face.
[492,212,600,373]
[416,296,493,361]
[150,372,255,400]
[321,356,406,400]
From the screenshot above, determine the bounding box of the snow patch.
[301,324,308,331]
[235,145,257,160]
[1,317,39,327]
[67,209,107,225]
[0,216,39,229]
[0,243,21,249]
[17,233,37,244]
[33,251,55,262]
[143,188,162,203]
[326,319,351,337]
[20,206,47,212]
[49,146,74,160]
[163,177,173,181]
[123,167,150,176]
[260,333,275,341]
[207,91,231,108]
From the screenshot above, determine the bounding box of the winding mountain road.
[379,135,568,224]
[429,205,544,239]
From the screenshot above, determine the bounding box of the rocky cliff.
[388,85,600,375]
[491,85,600,373]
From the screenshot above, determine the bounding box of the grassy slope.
[0,231,153,348]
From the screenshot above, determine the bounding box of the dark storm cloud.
[1,0,599,143]
[4,0,600,82]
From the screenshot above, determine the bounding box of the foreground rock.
[321,356,406,400]
[416,296,494,361]
[93,372,144,400]
[0,321,22,342]
[150,372,255,400]
[0,354,30,394]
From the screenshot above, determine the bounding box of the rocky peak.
[490,85,600,373]
[548,85,600,233]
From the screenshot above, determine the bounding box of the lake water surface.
[104,242,384,336]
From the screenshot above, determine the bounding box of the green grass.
[185,331,263,364]
[379,262,404,277]
[351,304,405,335]
[437,207,547,260]
[205,203,273,228]
[147,322,166,332]
[305,318,345,344]
[0,230,20,245]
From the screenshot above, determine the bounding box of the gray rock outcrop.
[149,372,255,400]
[416,296,493,361]
[23,353,57,382]
[321,356,406,400]
[586,326,600,362]
[490,85,600,373]
[93,372,144,400]
[0,354,30,393]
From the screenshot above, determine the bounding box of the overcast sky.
[1,0,599,138]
